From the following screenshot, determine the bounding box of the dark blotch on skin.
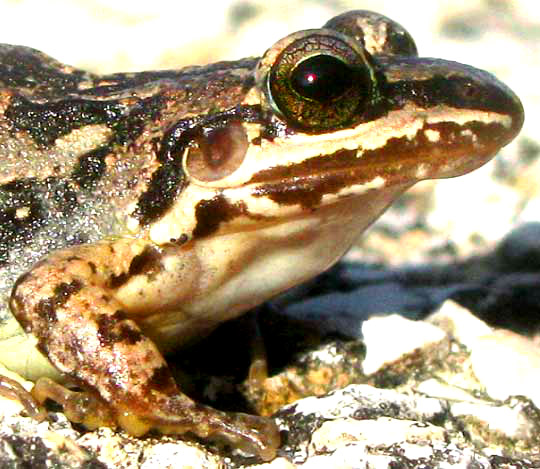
[5,97,123,146]
[72,146,110,189]
[108,246,162,288]
[88,262,97,274]
[53,279,83,300]
[34,279,83,324]
[35,298,56,323]
[135,164,186,227]
[5,94,165,148]
[0,179,46,265]
[96,310,143,347]
[128,246,163,278]
[193,195,245,238]
[0,177,79,265]
[108,272,129,289]
[146,364,178,394]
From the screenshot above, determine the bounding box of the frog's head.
[143,10,523,245]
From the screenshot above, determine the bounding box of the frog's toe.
[0,374,45,420]
[119,400,281,461]
[32,377,116,430]
[224,412,280,461]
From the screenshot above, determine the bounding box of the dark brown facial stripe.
[377,56,523,128]
[252,120,507,208]
[250,149,358,183]
[384,74,517,116]
[249,148,358,209]
[253,172,350,208]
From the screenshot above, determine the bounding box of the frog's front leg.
[9,240,279,460]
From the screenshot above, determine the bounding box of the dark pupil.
[290,54,353,102]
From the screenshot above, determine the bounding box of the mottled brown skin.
[0,10,523,460]
[10,241,280,457]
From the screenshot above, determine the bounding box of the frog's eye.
[266,31,376,132]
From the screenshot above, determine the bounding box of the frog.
[0,9,523,461]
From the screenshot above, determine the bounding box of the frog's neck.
[134,183,410,351]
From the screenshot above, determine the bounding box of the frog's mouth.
[243,118,513,212]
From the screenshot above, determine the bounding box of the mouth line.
[246,117,511,185]
[246,141,502,210]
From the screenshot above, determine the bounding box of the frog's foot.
[0,374,46,420]
[117,398,280,461]
[32,377,116,430]
[33,378,279,460]
[32,377,280,459]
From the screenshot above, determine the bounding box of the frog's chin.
[430,149,498,180]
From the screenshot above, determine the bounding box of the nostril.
[460,81,479,99]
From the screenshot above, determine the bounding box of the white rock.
[310,417,445,453]
[470,329,540,407]
[362,314,447,374]
[141,442,221,469]
[428,300,492,349]
[416,378,485,403]
[287,384,446,422]
[451,400,535,441]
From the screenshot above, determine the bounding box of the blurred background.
[0,0,537,265]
